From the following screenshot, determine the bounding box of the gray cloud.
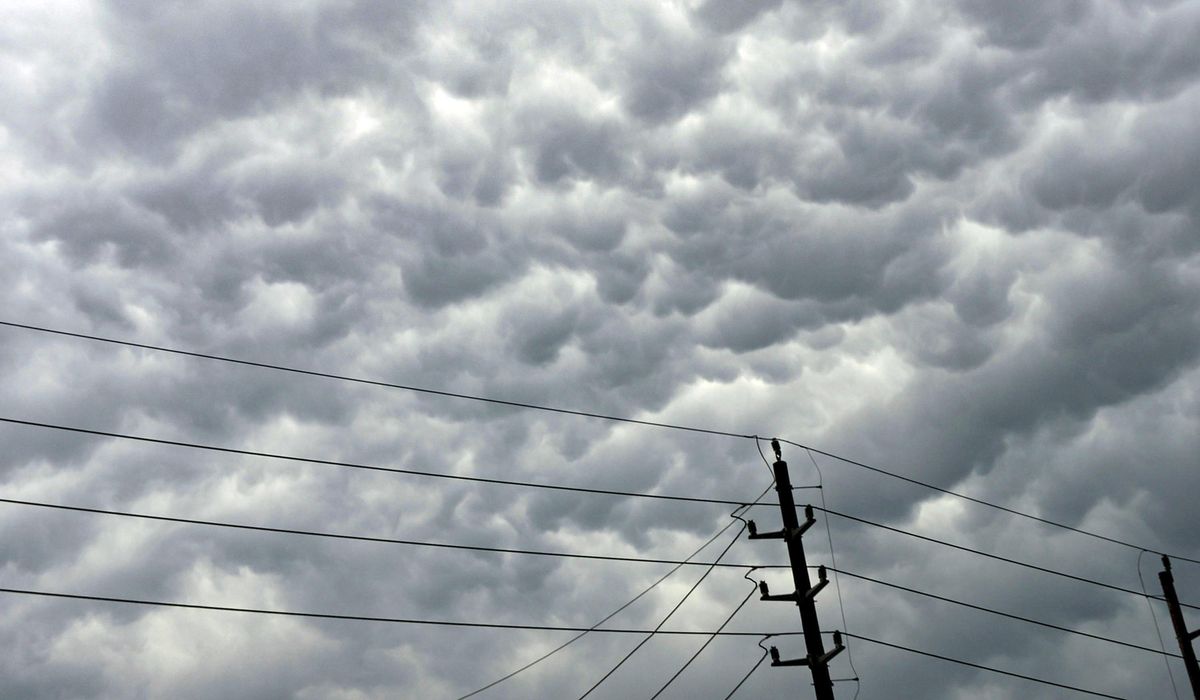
[2,1,1198,698]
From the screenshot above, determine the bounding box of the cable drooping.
[575,483,774,699]
[648,579,758,699]
[455,516,745,699]
[803,447,861,700]
[722,637,771,699]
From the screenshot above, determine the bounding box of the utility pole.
[749,439,842,700]
[1160,556,1200,700]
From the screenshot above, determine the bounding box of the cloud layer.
[2,1,1199,698]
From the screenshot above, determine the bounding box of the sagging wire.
[804,446,862,699]
[647,568,762,699]
[575,481,776,699]
[723,635,773,699]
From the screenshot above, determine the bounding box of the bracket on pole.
[747,505,815,541]
[769,632,844,669]
[759,580,799,602]
[747,520,786,540]
[758,566,829,603]
[806,565,829,601]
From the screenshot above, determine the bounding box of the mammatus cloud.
[2,0,1198,698]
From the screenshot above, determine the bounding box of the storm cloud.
[2,1,1199,698]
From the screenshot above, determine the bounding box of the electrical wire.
[648,580,757,699]
[813,505,1200,609]
[831,567,1182,658]
[456,516,745,699]
[576,484,774,699]
[4,319,1194,566]
[0,497,780,571]
[0,417,800,508]
[0,586,790,636]
[843,631,1128,699]
[7,582,1135,699]
[775,438,1199,566]
[0,320,753,440]
[14,493,1173,661]
[803,448,861,700]
[576,519,749,698]
[722,638,771,699]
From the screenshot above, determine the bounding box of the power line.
[4,319,1194,566]
[843,631,1127,699]
[0,417,777,507]
[578,485,773,699]
[813,505,1200,608]
[803,448,862,700]
[831,567,1182,658]
[0,320,751,440]
[458,516,746,699]
[723,640,770,699]
[0,497,781,571]
[776,438,1199,566]
[0,586,791,637]
[649,585,757,699]
[29,492,1168,680]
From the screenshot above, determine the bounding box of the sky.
[2,1,1199,698]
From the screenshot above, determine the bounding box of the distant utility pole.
[1159,556,1200,700]
[749,439,843,700]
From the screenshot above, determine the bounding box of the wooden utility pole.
[750,440,842,699]
[1160,556,1200,700]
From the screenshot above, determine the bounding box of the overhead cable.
[0,417,782,507]
[814,505,1200,610]
[577,485,774,699]
[831,567,1181,658]
[0,320,751,440]
[0,497,779,571]
[457,516,746,699]
[4,319,1193,566]
[776,437,1199,566]
[649,584,758,699]
[0,587,791,637]
[844,631,1127,699]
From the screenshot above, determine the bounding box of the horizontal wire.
[0,320,751,440]
[4,320,1193,566]
[813,505,1200,609]
[830,568,1181,658]
[0,417,770,507]
[3,579,1134,699]
[778,438,1199,566]
[843,632,1126,699]
[6,497,1170,659]
[0,586,796,636]
[0,497,780,570]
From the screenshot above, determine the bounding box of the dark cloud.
[2,1,1198,698]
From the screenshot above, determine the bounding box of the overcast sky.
[2,1,1199,698]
